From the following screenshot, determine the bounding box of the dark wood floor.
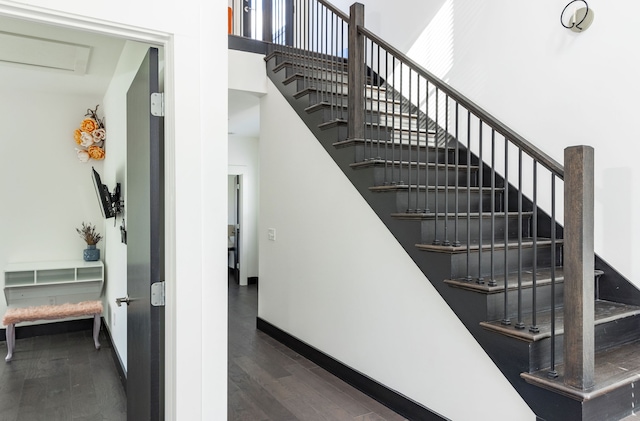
[0,327,126,421]
[228,276,409,421]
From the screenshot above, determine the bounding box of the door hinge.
[150,92,164,117]
[151,281,165,306]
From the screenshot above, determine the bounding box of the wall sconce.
[561,0,594,32]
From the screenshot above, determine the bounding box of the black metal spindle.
[453,102,460,247]
[477,121,484,284]
[465,110,471,281]
[502,139,511,325]
[415,76,422,212]
[530,161,539,333]
[384,50,390,184]
[443,96,450,245]
[489,129,497,287]
[375,43,381,160]
[407,67,414,212]
[516,148,525,329]
[424,80,430,212]
[548,175,558,378]
[432,88,440,244]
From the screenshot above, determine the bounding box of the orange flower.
[81,118,97,133]
[74,129,83,145]
[87,145,105,160]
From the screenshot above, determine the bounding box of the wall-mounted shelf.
[4,260,104,306]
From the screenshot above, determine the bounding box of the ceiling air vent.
[0,31,91,75]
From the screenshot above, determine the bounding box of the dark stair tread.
[306,102,422,121]
[351,160,476,170]
[415,237,562,253]
[267,50,348,68]
[333,138,451,151]
[480,298,636,342]
[294,85,390,100]
[521,338,640,401]
[371,184,501,193]
[319,120,434,138]
[392,210,527,220]
[444,266,567,293]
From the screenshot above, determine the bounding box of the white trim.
[0,2,177,419]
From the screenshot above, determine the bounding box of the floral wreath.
[74,105,106,162]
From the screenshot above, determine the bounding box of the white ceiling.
[0,15,126,96]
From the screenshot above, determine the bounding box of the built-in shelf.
[4,260,104,306]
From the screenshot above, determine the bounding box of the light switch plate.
[268,228,276,241]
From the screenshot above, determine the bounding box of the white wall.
[102,40,154,372]
[0,88,105,319]
[0,1,228,420]
[229,136,259,285]
[350,0,640,285]
[258,79,535,420]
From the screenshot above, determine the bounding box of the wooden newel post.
[563,145,595,390]
[348,2,365,140]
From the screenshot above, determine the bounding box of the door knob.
[115,296,131,307]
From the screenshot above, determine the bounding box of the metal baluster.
[548,175,558,378]
[530,161,539,333]
[407,67,414,212]
[424,80,430,212]
[515,149,525,329]
[433,88,440,245]
[477,121,484,284]
[443,96,450,245]
[398,62,403,185]
[502,139,511,325]
[384,50,389,184]
[465,110,471,282]
[391,56,397,184]
[489,130,497,287]
[375,43,381,160]
[415,76,422,212]
[453,103,460,247]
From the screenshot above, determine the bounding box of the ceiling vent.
[0,31,91,75]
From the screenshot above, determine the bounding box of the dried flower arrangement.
[76,222,103,245]
[74,105,106,162]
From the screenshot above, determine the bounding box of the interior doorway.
[228,174,241,283]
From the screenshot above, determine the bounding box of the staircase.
[258,2,640,420]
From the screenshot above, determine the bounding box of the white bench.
[2,300,103,362]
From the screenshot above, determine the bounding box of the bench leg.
[5,323,15,362]
[93,314,101,350]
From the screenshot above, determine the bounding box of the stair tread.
[392,210,527,219]
[351,159,477,170]
[372,184,503,192]
[480,298,637,342]
[445,266,567,293]
[333,138,451,150]
[416,237,563,253]
[521,338,640,401]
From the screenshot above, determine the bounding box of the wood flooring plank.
[285,363,372,418]
[278,370,355,421]
[229,360,298,421]
[234,355,296,402]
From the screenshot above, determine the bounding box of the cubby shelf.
[3,260,104,306]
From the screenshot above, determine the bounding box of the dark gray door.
[126,47,164,421]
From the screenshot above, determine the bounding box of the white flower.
[92,128,106,141]
[80,132,93,147]
[77,149,90,162]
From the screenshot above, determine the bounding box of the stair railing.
[349,6,568,379]
[264,0,593,387]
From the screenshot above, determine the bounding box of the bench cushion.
[2,300,103,326]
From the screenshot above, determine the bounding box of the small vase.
[83,244,100,261]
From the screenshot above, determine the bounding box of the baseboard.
[248,276,258,285]
[103,321,127,393]
[256,317,448,421]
